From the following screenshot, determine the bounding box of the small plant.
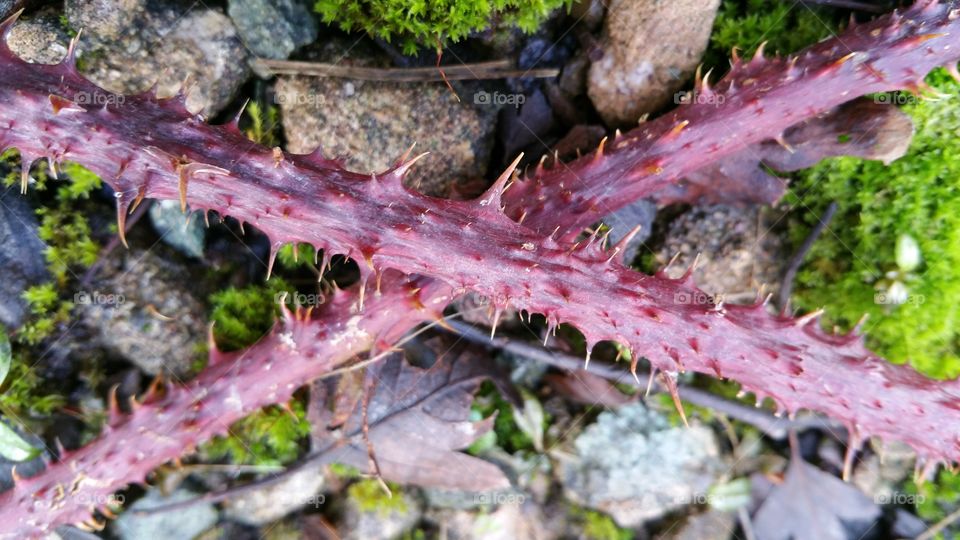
[313,0,572,55]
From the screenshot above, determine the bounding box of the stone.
[561,402,724,528]
[149,200,207,259]
[588,0,720,126]
[654,509,737,540]
[63,0,249,115]
[423,486,529,511]
[341,487,422,540]
[0,187,48,329]
[655,205,785,304]
[425,502,549,540]
[227,0,317,60]
[276,39,497,197]
[559,51,590,97]
[852,439,916,507]
[4,9,69,64]
[604,199,656,265]
[113,488,218,540]
[63,0,146,41]
[222,464,325,526]
[76,249,207,377]
[0,0,32,20]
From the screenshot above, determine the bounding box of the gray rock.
[222,463,325,526]
[113,488,218,540]
[891,508,927,539]
[276,39,497,197]
[424,486,528,511]
[0,188,48,329]
[4,9,69,64]
[0,1,31,20]
[559,51,590,97]
[654,509,736,540]
[425,502,549,540]
[852,439,916,507]
[228,0,317,60]
[149,200,206,259]
[342,487,422,540]
[561,402,724,527]
[63,1,249,115]
[604,199,656,265]
[588,0,720,126]
[655,205,785,305]
[63,0,146,41]
[76,249,206,377]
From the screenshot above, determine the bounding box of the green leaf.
[512,389,545,452]
[0,328,9,386]
[0,421,39,462]
[708,477,752,512]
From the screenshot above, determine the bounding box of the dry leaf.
[315,351,512,492]
[751,459,881,540]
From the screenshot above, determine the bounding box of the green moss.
[276,242,318,272]
[314,0,571,55]
[208,279,291,351]
[0,155,101,345]
[907,470,960,539]
[705,0,842,70]
[242,100,280,147]
[202,400,310,466]
[400,530,427,540]
[329,462,362,478]
[0,349,64,417]
[787,69,960,379]
[571,507,632,540]
[347,479,409,516]
[203,277,317,465]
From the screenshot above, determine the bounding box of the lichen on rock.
[561,403,723,527]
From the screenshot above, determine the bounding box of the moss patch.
[314,0,572,55]
[787,69,960,378]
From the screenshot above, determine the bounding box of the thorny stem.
[447,319,843,440]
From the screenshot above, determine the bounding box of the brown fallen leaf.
[653,97,914,206]
[314,349,513,492]
[751,458,881,540]
[545,371,636,408]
